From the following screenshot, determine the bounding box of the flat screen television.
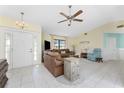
[44,40,50,50]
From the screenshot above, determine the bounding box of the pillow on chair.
[87,48,94,53]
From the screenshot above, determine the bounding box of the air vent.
[117,25,124,28]
[84,33,87,35]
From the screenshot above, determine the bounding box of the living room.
[1,4,124,89]
[43,19,124,62]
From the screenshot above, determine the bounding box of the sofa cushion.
[61,51,66,54]
[47,52,63,61]
[52,49,61,53]
[65,49,70,53]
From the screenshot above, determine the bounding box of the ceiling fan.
[58,5,83,26]
[117,24,124,28]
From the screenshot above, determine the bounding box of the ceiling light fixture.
[16,12,25,29]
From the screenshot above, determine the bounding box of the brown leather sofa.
[52,49,75,58]
[43,51,64,77]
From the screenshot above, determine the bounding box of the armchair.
[87,48,102,62]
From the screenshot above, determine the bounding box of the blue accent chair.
[87,48,102,62]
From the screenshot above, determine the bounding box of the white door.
[108,37,116,48]
[107,37,119,60]
[12,32,33,68]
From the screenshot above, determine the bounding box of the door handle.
[28,49,33,52]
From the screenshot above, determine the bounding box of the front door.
[12,32,33,68]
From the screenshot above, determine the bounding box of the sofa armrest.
[55,59,63,66]
[70,51,75,55]
[56,58,64,61]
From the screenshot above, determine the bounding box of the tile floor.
[5,59,124,88]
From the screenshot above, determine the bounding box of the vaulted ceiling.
[0,5,124,36]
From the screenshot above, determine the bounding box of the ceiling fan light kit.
[58,5,83,26]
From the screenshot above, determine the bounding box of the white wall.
[35,30,42,64]
[0,31,5,59]
[102,48,119,61]
[119,49,124,61]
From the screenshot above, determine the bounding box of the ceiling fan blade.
[73,19,83,22]
[58,19,68,23]
[60,12,69,19]
[71,10,83,19]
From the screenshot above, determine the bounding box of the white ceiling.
[0,5,124,36]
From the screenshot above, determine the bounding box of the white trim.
[0,26,41,34]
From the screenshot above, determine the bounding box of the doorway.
[3,29,41,69]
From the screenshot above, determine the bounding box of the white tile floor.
[5,59,124,88]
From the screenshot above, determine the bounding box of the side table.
[64,57,80,81]
[80,53,87,58]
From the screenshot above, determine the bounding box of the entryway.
[0,27,41,69]
[12,32,34,68]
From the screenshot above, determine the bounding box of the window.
[54,39,66,49]
[5,33,11,64]
[33,37,37,61]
